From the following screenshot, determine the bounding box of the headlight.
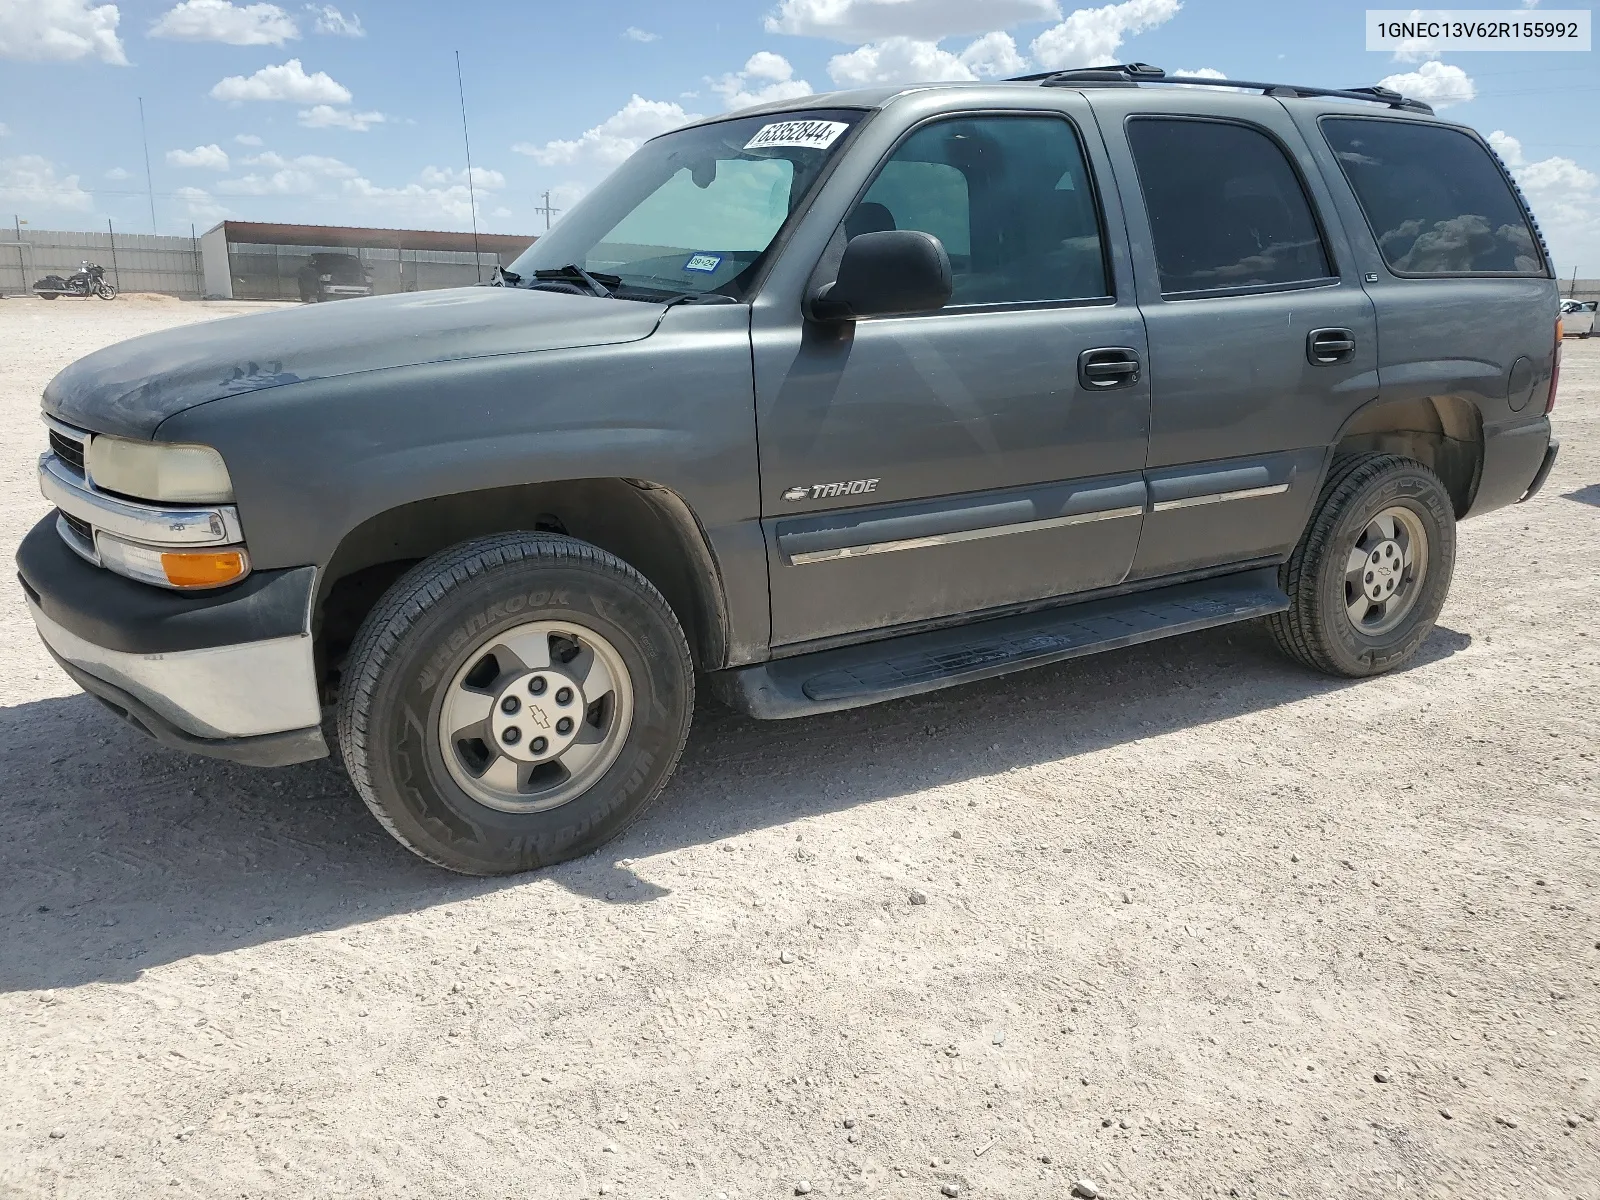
[85,435,234,504]
[319,273,333,282]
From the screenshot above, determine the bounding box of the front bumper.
[16,516,328,766]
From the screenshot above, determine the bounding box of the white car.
[1560,298,1596,337]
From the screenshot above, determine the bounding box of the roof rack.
[1006,63,1435,115]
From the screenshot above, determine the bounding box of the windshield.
[508,110,864,300]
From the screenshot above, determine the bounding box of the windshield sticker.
[743,119,850,152]
[684,254,723,273]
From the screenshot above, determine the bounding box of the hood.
[43,286,669,438]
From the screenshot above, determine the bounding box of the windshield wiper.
[530,264,621,298]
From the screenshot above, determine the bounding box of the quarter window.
[1126,117,1334,295]
[1321,118,1543,276]
[844,116,1110,306]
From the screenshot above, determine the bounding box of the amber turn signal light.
[160,549,249,588]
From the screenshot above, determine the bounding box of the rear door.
[1090,91,1380,580]
[751,96,1152,647]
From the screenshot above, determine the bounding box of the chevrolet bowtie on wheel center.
[19,65,1562,874]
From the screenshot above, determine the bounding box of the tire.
[95,282,117,300]
[36,293,57,300]
[337,533,694,875]
[1268,454,1456,678]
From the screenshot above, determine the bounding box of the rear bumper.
[16,515,327,765]
[1466,416,1554,518]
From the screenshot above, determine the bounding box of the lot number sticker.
[743,120,850,152]
[684,254,723,273]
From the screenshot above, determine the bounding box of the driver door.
[751,104,1151,647]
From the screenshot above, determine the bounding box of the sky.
[0,0,1595,276]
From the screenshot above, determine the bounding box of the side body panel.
[157,304,773,664]
[1279,100,1560,517]
[1087,89,1381,579]
[749,90,1152,647]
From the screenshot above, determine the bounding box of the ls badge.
[783,478,879,502]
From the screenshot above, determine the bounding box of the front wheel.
[337,533,694,875]
[1268,454,1456,677]
[95,282,117,300]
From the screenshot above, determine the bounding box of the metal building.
[199,221,536,301]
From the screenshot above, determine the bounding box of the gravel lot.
[1,295,1596,1200]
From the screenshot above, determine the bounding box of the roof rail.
[1006,63,1435,115]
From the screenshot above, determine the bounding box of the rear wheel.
[337,533,693,875]
[1268,454,1456,677]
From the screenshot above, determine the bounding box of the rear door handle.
[1078,347,1142,390]
[1308,327,1356,365]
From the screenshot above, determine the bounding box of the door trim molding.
[788,505,1143,565]
[1149,483,1290,513]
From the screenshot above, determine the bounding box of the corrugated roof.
[205,220,535,254]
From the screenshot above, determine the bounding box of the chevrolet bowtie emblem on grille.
[783,478,879,502]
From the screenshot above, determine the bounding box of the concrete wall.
[0,228,204,299]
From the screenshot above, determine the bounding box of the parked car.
[1560,298,1595,337]
[20,65,1562,875]
[296,252,373,302]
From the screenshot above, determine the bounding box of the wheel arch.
[313,478,731,693]
[1330,394,1483,518]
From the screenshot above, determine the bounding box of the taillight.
[1546,319,1562,414]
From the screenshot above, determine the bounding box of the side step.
[710,568,1288,719]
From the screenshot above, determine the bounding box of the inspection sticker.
[684,254,723,273]
[743,119,850,152]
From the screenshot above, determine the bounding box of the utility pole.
[138,97,157,233]
[534,190,561,231]
[455,51,483,282]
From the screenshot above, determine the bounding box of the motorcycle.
[34,261,118,301]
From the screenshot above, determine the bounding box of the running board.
[711,568,1288,719]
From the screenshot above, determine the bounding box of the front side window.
[844,115,1110,306]
[1321,118,1544,277]
[509,110,863,299]
[1127,117,1334,295]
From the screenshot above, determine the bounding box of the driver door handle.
[1078,347,1142,390]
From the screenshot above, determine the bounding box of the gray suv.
[18,65,1562,874]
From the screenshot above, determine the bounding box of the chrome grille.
[48,428,85,474]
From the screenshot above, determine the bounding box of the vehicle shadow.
[0,620,1471,993]
[1560,483,1600,508]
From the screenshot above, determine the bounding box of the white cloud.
[242,149,357,176]
[215,149,355,194]
[217,169,316,194]
[1489,129,1600,274]
[711,52,814,109]
[1030,0,1180,70]
[1377,60,1475,109]
[306,4,362,36]
[419,164,506,190]
[1174,65,1223,78]
[172,184,228,222]
[766,0,1059,41]
[298,104,384,130]
[149,0,298,45]
[512,95,701,167]
[167,143,230,170]
[828,36,976,85]
[623,26,657,42]
[234,133,263,145]
[0,121,9,137]
[0,0,126,64]
[341,171,495,226]
[105,165,131,179]
[210,58,351,104]
[0,155,94,210]
[959,31,1026,77]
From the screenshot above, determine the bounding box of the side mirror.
[810,230,953,322]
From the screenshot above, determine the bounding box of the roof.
[203,220,535,255]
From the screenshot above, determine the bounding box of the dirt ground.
[0,295,1595,1200]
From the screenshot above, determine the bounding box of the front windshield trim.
[507,108,872,304]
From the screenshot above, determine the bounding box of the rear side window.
[1322,118,1543,276]
[1126,117,1333,296]
[846,115,1110,306]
